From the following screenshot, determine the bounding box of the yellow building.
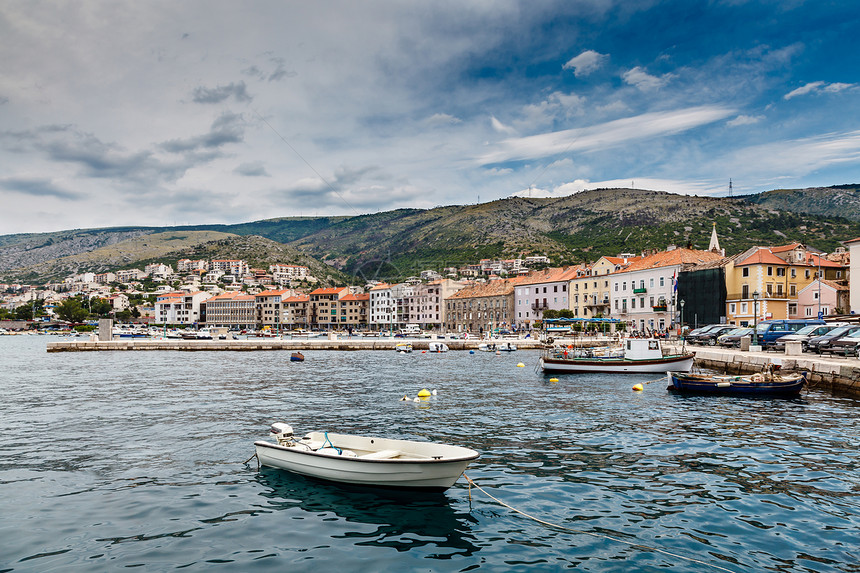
[569,256,640,318]
[724,243,845,325]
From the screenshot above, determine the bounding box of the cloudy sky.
[2,1,859,234]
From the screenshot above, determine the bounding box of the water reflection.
[254,468,480,556]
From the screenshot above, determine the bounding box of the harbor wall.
[46,338,545,352]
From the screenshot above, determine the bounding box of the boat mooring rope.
[463,474,737,573]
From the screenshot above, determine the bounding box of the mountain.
[741,185,860,220]
[2,187,859,284]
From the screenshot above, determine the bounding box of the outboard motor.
[270,422,294,446]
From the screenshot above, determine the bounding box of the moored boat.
[290,351,305,362]
[667,368,806,397]
[427,342,449,353]
[395,342,413,353]
[254,423,479,491]
[538,338,694,374]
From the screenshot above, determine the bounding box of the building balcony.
[531,301,549,311]
[652,305,667,312]
[632,287,647,294]
[584,300,610,308]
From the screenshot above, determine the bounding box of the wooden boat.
[667,368,806,397]
[538,338,694,374]
[290,351,305,362]
[254,423,479,491]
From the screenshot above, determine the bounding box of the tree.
[89,298,113,317]
[55,299,89,323]
[15,300,45,321]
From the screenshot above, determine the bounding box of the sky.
[1,0,859,234]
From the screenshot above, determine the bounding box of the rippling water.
[1,336,859,572]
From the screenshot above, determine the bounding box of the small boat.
[667,368,806,397]
[496,342,517,352]
[290,351,305,362]
[477,343,496,352]
[427,342,449,353]
[254,423,479,491]
[395,342,413,353]
[539,338,695,374]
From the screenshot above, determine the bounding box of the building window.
[742,267,749,278]
[659,277,664,287]
[741,302,748,313]
[790,268,796,278]
[650,278,654,287]
[729,303,736,314]
[767,266,773,276]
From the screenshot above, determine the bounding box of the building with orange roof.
[201,291,256,329]
[444,279,515,334]
[283,294,310,328]
[512,266,583,329]
[335,292,370,328]
[568,255,641,321]
[611,248,724,332]
[725,243,848,325]
[797,279,849,319]
[255,289,292,331]
[309,286,354,328]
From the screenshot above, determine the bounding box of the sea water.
[1,335,858,572]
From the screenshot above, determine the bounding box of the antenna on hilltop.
[729,178,733,197]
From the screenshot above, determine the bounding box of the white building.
[154,291,212,324]
[845,236,860,313]
[269,264,310,285]
[211,259,249,277]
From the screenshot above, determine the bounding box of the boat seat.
[360,449,401,460]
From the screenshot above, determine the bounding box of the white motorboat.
[538,338,695,374]
[254,423,479,491]
[427,342,449,353]
[395,342,413,353]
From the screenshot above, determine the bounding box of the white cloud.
[622,66,674,90]
[425,113,462,126]
[478,105,735,165]
[727,114,764,127]
[784,81,856,99]
[562,50,609,77]
[509,177,722,199]
[490,116,517,135]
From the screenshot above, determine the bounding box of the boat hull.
[539,353,695,374]
[254,432,478,491]
[668,372,806,396]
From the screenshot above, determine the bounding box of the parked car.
[772,323,845,352]
[753,319,827,349]
[808,324,860,354]
[821,329,860,356]
[689,325,736,346]
[717,327,754,348]
[684,324,728,344]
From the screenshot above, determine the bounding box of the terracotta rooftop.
[619,249,724,272]
[734,247,787,267]
[448,279,515,299]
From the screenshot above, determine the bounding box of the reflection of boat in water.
[539,338,694,373]
[254,467,479,555]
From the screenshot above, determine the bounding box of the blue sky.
[1,0,859,234]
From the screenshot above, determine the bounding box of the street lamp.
[679,299,685,337]
[752,291,760,346]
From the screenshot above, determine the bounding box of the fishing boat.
[667,368,806,397]
[254,423,479,491]
[290,351,305,362]
[538,338,694,374]
[427,342,449,353]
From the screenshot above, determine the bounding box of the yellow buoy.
[632,383,644,392]
[516,362,525,368]
[549,378,559,382]
[417,388,432,397]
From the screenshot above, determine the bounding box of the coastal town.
[2,225,859,337]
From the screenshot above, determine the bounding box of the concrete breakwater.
[46,338,546,352]
[692,347,860,396]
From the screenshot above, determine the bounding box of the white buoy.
[431,389,438,395]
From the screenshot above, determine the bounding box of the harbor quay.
[45,337,546,353]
